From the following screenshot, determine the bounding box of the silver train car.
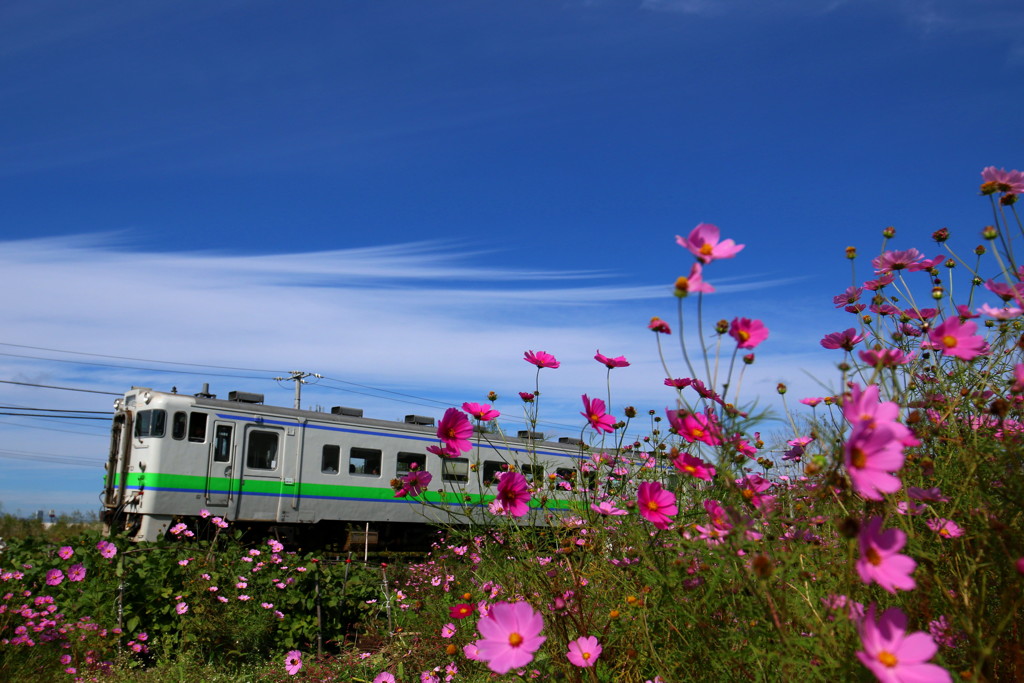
[101,386,587,546]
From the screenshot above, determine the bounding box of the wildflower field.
[3,166,1024,682]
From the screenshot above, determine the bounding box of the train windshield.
[134,410,167,438]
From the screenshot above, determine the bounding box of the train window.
[322,445,340,474]
[213,425,232,462]
[442,458,469,483]
[172,412,187,440]
[134,410,166,438]
[246,430,279,470]
[519,463,544,483]
[396,452,425,476]
[349,447,381,477]
[482,460,507,486]
[188,412,208,443]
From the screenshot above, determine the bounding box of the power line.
[0,412,109,420]
[0,351,273,380]
[0,418,108,437]
[0,379,121,396]
[0,342,287,374]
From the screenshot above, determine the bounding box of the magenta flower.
[436,407,473,455]
[856,517,916,594]
[462,402,500,421]
[727,317,769,349]
[664,378,692,389]
[474,601,546,675]
[450,603,475,620]
[494,471,531,518]
[927,518,964,539]
[674,262,715,297]
[581,394,616,433]
[667,409,722,446]
[676,223,745,264]
[524,350,560,369]
[859,348,913,367]
[872,248,926,274]
[57,546,74,560]
[96,540,117,559]
[735,474,775,512]
[672,451,715,481]
[67,564,86,582]
[922,317,988,360]
[833,286,864,308]
[648,317,671,334]
[820,328,865,351]
[856,605,951,683]
[590,501,628,516]
[843,384,914,501]
[566,635,602,668]
[977,303,1022,319]
[519,391,536,402]
[394,470,433,498]
[373,674,397,683]
[981,166,1024,195]
[441,622,457,638]
[45,568,64,586]
[594,350,630,368]
[636,481,677,530]
[284,650,302,676]
[906,254,946,273]
[175,601,189,615]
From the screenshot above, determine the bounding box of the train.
[101,386,590,548]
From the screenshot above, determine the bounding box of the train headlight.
[142,391,152,404]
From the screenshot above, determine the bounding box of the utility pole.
[274,370,322,409]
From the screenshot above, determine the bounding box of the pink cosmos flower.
[566,635,602,668]
[373,674,397,683]
[856,605,952,683]
[728,318,769,349]
[981,166,1024,195]
[982,278,1024,303]
[524,350,560,369]
[677,223,745,264]
[284,650,302,676]
[926,518,964,539]
[175,602,188,615]
[594,350,629,368]
[474,601,546,675]
[922,317,988,361]
[581,394,616,433]
[664,377,692,389]
[667,409,722,446]
[672,451,715,481]
[636,481,677,530]
[394,470,433,498]
[462,402,500,421]
[821,328,865,351]
[834,286,864,308]
[441,623,457,638]
[843,384,914,501]
[1012,364,1024,393]
[859,348,914,367]
[863,273,895,290]
[96,540,117,559]
[800,397,823,407]
[45,569,64,586]
[518,391,535,402]
[906,254,946,273]
[977,303,1023,319]
[674,262,715,297]
[857,517,916,594]
[907,486,948,503]
[590,501,628,516]
[872,249,926,274]
[648,317,671,334]
[494,472,531,518]
[67,564,86,582]
[57,546,74,560]
[735,474,775,512]
[436,408,473,455]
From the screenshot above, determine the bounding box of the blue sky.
[1,0,1021,514]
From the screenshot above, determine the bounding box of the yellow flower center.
[508,632,523,647]
[941,335,958,348]
[683,464,696,474]
[850,447,867,469]
[741,488,754,500]
[738,330,750,342]
[582,651,592,660]
[700,243,714,255]
[647,500,661,512]
[865,547,882,566]
[877,650,898,668]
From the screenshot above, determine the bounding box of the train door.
[205,422,235,507]
[235,424,284,521]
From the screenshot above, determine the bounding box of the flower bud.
[776,382,787,395]
[487,391,498,402]
[974,245,986,256]
[932,227,949,243]
[845,246,857,259]
[624,406,637,418]
[931,286,944,300]
[982,225,999,240]
[715,319,729,334]
[743,353,755,365]
[882,226,896,238]
[1001,193,1018,206]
